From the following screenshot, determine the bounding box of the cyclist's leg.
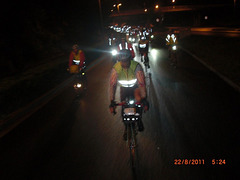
[134,88,142,103]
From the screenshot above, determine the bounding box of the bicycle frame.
[114,100,142,169]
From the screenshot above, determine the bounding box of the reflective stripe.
[119,44,122,50]
[139,44,146,48]
[73,60,80,65]
[173,37,177,43]
[119,42,129,50]
[118,79,137,87]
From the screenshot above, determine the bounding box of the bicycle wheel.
[129,123,137,169]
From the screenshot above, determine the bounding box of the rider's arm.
[109,68,118,102]
[69,52,74,67]
[79,51,86,67]
[80,51,86,61]
[135,64,146,99]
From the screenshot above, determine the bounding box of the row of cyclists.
[67,30,178,140]
[109,31,178,64]
[68,29,179,74]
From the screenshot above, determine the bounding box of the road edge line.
[180,46,240,93]
[0,53,107,138]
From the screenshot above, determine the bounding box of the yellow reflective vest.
[113,60,138,82]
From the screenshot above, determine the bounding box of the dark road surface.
[0,43,239,180]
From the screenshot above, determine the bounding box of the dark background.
[0,0,101,77]
[0,0,239,78]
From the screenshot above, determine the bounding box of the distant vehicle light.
[151,35,154,39]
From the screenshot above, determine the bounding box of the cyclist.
[117,37,135,59]
[138,36,149,62]
[166,31,178,66]
[166,31,178,53]
[69,44,86,73]
[109,49,149,139]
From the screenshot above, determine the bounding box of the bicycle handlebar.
[112,101,143,115]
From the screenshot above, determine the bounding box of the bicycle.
[139,44,150,72]
[169,45,178,68]
[68,64,87,97]
[113,98,143,169]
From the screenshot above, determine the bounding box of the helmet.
[72,44,79,50]
[118,49,132,62]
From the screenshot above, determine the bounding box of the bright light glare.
[151,49,158,59]
[129,100,134,104]
[112,49,118,56]
[172,45,177,50]
[76,83,82,88]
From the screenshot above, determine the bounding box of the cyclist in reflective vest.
[138,36,149,62]
[69,44,86,73]
[166,31,178,59]
[166,32,178,46]
[109,49,149,113]
[117,37,135,59]
[109,50,149,137]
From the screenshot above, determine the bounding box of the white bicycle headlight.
[129,100,134,105]
[172,45,177,51]
[112,49,118,56]
[76,83,82,88]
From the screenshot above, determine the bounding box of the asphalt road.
[0,42,239,180]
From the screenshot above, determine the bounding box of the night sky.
[0,0,239,77]
[1,0,237,34]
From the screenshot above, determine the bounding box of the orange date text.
[174,159,205,165]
